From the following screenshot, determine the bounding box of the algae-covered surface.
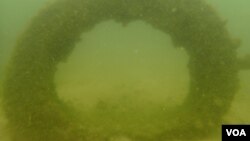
[0,0,250,141]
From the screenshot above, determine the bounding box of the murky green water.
[0,0,250,141]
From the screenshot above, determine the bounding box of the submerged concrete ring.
[3,0,239,140]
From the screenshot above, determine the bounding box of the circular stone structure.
[3,0,240,141]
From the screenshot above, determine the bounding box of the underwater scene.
[0,0,250,141]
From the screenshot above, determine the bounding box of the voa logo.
[226,129,246,136]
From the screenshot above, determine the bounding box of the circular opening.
[55,20,190,136]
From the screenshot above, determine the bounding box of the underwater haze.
[0,0,250,141]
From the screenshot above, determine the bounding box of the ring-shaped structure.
[3,0,239,140]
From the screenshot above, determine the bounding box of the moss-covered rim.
[3,0,239,140]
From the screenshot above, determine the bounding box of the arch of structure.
[3,0,244,140]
